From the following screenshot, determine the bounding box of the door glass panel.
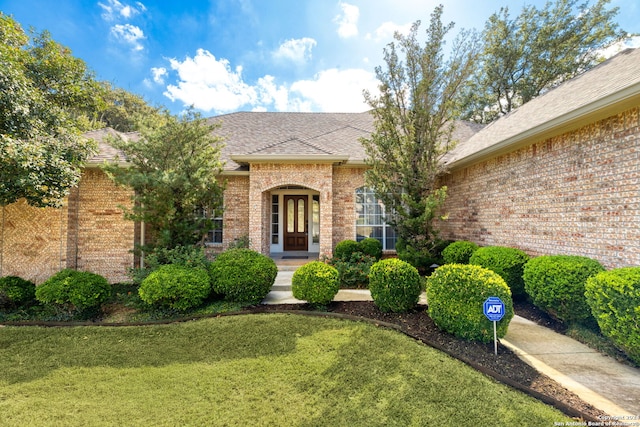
[287,199,294,232]
[297,199,305,233]
[312,196,320,244]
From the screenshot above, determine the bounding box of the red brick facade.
[439,107,640,269]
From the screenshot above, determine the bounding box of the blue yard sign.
[483,297,505,322]
[483,297,505,355]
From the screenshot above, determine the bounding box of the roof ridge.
[247,137,333,155]
[299,125,360,154]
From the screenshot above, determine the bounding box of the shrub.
[0,276,36,308]
[523,255,605,323]
[395,238,440,275]
[426,264,514,342]
[369,258,421,313]
[358,237,383,260]
[334,239,360,260]
[469,246,530,299]
[35,269,111,314]
[585,267,640,364]
[292,262,340,307]
[442,241,479,264]
[209,249,277,304]
[327,252,376,289]
[131,245,210,284]
[138,264,211,311]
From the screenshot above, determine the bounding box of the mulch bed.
[248,300,607,422]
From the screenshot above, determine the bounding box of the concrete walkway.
[502,316,640,418]
[263,268,640,418]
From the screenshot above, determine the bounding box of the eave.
[446,80,640,170]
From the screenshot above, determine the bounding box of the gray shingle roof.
[211,112,374,171]
[85,128,137,164]
[444,48,640,168]
[85,111,482,171]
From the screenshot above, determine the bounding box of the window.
[206,217,223,244]
[312,195,320,244]
[355,187,397,250]
[271,195,279,244]
[197,207,223,245]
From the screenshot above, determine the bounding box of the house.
[0,49,638,283]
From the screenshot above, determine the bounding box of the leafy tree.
[361,6,479,262]
[97,82,162,132]
[0,13,97,207]
[461,0,626,123]
[103,109,226,250]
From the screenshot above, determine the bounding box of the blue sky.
[2,0,639,115]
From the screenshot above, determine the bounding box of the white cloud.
[290,68,378,112]
[367,21,412,42]
[159,49,378,114]
[164,49,258,113]
[256,75,290,111]
[334,2,359,39]
[99,0,145,21]
[273,38,317,64]
[599,35,640,59]
[151,67,167,84]
[111,24,145,51]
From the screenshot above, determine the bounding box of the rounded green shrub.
[585,267,640,364]
[358,237,382,260]
[523,255,605,323]
[426,264,514,342]
[292,261,340,307]
[334,239,361,260]
[139,264,211,311]
[442,241,479,264]
[469,246,530,299]
[209,249,277,304]
[0,276,36,308]
[131,245,210,284]
[35,269,111,313]
[369,258,421,313]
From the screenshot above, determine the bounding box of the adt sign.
[483,297,505,322]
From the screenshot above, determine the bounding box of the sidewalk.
[263,268,640,418]
[502,316,640,417]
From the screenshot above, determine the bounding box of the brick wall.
[73,169,134,283]
[0,169,134,283]
[247,163,334,255]
[440,107,640,269]
[0,200,68,283]
[210,175,250,253]
[332,166,366,247]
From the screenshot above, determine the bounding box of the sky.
[2,0,640,116]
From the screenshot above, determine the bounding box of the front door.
[284,195,308,251]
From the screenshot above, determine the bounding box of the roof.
[211,112,374,171]
[84,128,137,165]
[213,111,483,172]
[444,48,640,169]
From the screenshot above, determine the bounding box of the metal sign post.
[483,297,505,356]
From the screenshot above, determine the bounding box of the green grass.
[0,314,573,426]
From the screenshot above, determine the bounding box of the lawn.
[0,314,573,426]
